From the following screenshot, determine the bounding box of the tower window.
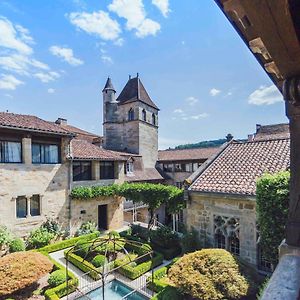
[142,109,146,122]
[128,108,134,121]
[152,113,156,125]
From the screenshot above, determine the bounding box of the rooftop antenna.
[137,72,139,78]
[129,74,131,80]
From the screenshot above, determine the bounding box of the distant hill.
[175,139,227,150]
[174,138,247,150]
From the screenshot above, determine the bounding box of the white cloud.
[34,71,60,83]
[49,46,83,66]
[108,0,160,38]
[68,11,121,41]
[181,113,209,121]
[152,0,170,17]
[0,17,33,55]
[0,74,24,90]
[4,93,13,98]
[248,85,283,105]
[114,38,124,46]
[173,108,184,114]
[185,96,198,106]
[101,54,113,64]
[210,88,221,96]
[47,88,55,93]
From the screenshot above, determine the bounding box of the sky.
[0,0,287,149]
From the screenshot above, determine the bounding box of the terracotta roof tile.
[70,139,126,161]
[190,139,290,196]
[125,168,164,182]
[158,147,220,162]
[0,112,71,135]
[254,123,290,141]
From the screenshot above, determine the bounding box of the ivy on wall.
[70,183,185,227]
[256,171,290,266]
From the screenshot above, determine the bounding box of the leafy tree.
[256,171,290,266]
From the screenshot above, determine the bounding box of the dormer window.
[152,113,156,125]
[125,161,134,174]
[128,108,134,121]
[142,109,146,121]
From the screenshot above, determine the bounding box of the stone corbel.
[249,37,271,60]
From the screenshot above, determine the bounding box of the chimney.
[256,124,261,133]
[226,133,233,142]
[55,117,67,125]
[248,134,254,142]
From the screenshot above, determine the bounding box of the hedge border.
[39,232,100,300]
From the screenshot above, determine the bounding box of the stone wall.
[0,136,70,237]
[186,192,257,265]
[70,196,124,234]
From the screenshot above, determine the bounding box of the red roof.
[190,139,290,196]
[254,123,290,141]
[70,139,126,161]
[0,112,72,135]
[158,147,220,162]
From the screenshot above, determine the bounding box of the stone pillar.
[26,196,31,217]
[283,77,300,247]
[22,137,32,165]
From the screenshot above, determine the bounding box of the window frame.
[72,161,92,181]
[100,161,115,180]
[152,113,156,125]
[16,196,27,219]
[128,108,134,121]
[0,140,22,163]
[30,194,41,217]
[32,142,60,164]
[142,109,147,122]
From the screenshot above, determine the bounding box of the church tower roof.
[102,77,116,92]
[116,75,159,110]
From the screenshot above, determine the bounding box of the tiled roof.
[70,139,126,161]
[117,77,159,110]
[190,139,290,196]
[125,168,164,182]
[57,123,101,143]
[158,147,220,162]
[254,123,289,141]
[102,77,116,92]
[0,112,72,135]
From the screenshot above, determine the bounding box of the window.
[16,196,27,218]
[142,109,146,121]
[229,233,240,255]
[257,244,272,273]
[100,161,115,179]
[0,141,22,163]
[32,143,59,164]
[152,113,156,125]
[193,163,198,172]
[125,161,134,174]
[30,194,40,216]
[128,108,134,121]
[215,230,226,249]
[73,161,92,181]
[163,164,173,172]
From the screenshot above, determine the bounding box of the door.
[98,204,108,230]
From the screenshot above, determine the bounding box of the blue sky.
[0,0,287,149]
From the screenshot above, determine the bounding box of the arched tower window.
[142,109,146,121]
[152,113,156,125]
[128,108,134,121]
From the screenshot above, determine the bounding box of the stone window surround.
[13,194,44,220]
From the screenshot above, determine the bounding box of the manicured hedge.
[151,286,183,300]
[151,243,181,260]
[115,252,164,280]
[64,250,100,280]
[38,231,100,253]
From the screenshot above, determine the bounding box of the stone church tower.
[102,75,159,168]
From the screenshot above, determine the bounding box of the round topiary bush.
[0,252,53,297]
[9,238,25,253]
[48,270,66,287]
[91,254,107,268]
[168,249,249,300]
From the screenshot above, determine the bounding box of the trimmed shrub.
[150,226,180,249]
[180,228,201,254]
[48,270,66,287]
[0,252,53,296]
[168,249,249,300]
[151,286,183,300]
[9,238,25,253]
[73,240,90,258]
[131,224,149,240]
[91,254,107,268]
[256,171,289,266]
[115,252,164,280]
[26,227,55,249]
[152,243,181,260]
[75,221,98,237]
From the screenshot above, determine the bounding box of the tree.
[256,171,290,266]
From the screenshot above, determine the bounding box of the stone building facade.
[186,137,290,270]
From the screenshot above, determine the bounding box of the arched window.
[152,113,156,125]
[128,108,134,121]
[142,109,146,121]
[214,230,226,249]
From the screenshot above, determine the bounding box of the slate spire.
[102,77,116,92]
